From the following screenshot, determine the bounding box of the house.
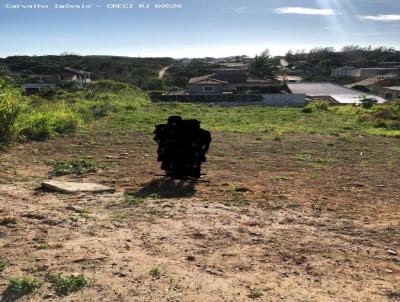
[287,82,387,104]
[375,86,400,102]
[331,66,400,78]
[22,83,57,95]
[276,75,303,83]
[60,67,91,87]
[331,67,361,78]
[188,68,275,95]
[21,67,92,95]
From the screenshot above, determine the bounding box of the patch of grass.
[124,193,145,206]
[287,202,301,209]
[109,210,129,222]
[37,241,49,250]
[247,288,263,299]
[0,260,6,272]
[146,207,158,215]
[6,276,42,295]
[389,287,400,299]
[224,199,250,207]
[69,216,79,222]
[295,151,313,161]
[49,159,99,176]
[149,267,162,279]
[269,175,290,181]
[47,273,87,295]
[321,250,333,259]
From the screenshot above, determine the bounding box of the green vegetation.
[0,260,6,272]
[149,267,162,279]
[47,273,87,295]
[6,277,42,295]
[0,79,147,148]
[49,159,100,176]
[1,77,400,151]
[0,80,22,149]
[1,55,174,89]
[247,288,263,299]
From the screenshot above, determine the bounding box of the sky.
[0,0,399,58]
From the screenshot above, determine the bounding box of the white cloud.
[359,14,400,22]
[274,7,337,16]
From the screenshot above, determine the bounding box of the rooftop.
[287,82,387,104]
[287,82,360,96]
[385,86,400,91]
[63,67,92,75]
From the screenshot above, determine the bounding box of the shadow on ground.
[133,177,197,198]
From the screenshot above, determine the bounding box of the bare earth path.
[0,127,399,301]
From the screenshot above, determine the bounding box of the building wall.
[331,68,361,78]
[376,87,400,101]
[188,84,224,95]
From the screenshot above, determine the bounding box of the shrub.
[50,159,99,176]
[304,100,330,112]
[19,112,52,141]
[47,274,87,295]
[88,80,130,92]
[0,260,6,272]
[6,277,42,295]
[360,96,378,109]
[0,81,23,148]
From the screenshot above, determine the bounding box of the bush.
[18,103,81,141]
[19,112,52,141]
[303,100,330,112]
[6,277,42,295]
[0,81,23,148]
[47,274,87,295]
[88,80,130,92]
[360,96,378,109]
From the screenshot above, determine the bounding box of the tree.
[360,96,378,109]
[250,49,274,77]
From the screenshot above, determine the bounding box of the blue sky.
[1,0,399,58]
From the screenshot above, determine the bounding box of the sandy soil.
[0,129,399,301]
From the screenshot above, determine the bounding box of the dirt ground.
[0,127,399,301]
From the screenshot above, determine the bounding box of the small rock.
[66,205,84,213]
[388,250,398,256]
[385,269,393,273]
[41,180,115,194]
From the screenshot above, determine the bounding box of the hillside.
[0,55,175,89]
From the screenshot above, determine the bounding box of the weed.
[269,175,290,181]
[247,288,263,299]
[0,260,6,272]
[124,193,145,206]
[321,250,333,259]
[50,159,99,176]
[287,202,301,209]
[69,216,79,222]
[6,276,42,295]
[224,199,250,207]
[147,207,158,215]
[37,241,49,250]
[47,273,87,295]
[149,267,162,279]
[295,151,312,161]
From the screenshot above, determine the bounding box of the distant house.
[21,67,92,95]
[188,68,275,95]
[376,86,400,102]
[331,67,361,78]
[331,66,400,78]
[21,83,57,95]
[287,82,387,104]
[276,75,303,83]
[60,67,92,87]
